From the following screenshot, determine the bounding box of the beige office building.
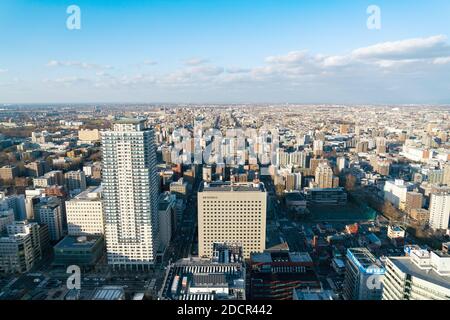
[198,182,267,259]
[66,186,104,236]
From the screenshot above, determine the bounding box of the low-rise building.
[159,243,246,300]
[53,235,105,266]
[249,250,320,300]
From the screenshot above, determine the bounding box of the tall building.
[0,210,14,234]
[36,197,63,242]
[337,156,348,173]
[0,220,44,274]
[102,118,160,270]
[384,179,415,210]
[0,234,34,274]
[428,169,444,185]
[198,181,267,259]
[313,140,324,156]
[343,248,385,300]
[169,178,188,199]
[429,192,450,230]
[0,165,19,181]
[383,249,450,300]
[405,192,423,214]
[64,170,87,193]
[25,160,46,178]
[158,192,176,252]
[6,221,43,263]
[356,141,369,153]
[444,162,450,186]
[0,192,26,221]
[66,186,104,236]
[315,162,337,189]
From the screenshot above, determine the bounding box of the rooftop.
[389,255,450,289]
[71,185,103,201]
[199,181,266,193]
[251,251,313,264]
[54,235,102,250]
[347,248,385,274]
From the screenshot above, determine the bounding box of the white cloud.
[433,57,450,65]
[43,76,89,86]
[31,35,450,103]
[46,60,112,70]
[0,69,8,73]
[351,35,450,60]
[183,57,210,66]
[265,51,308,65]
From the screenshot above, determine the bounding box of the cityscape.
[0,1,449,307]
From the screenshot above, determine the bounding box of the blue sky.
[1,0,450,103]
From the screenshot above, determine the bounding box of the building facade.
[383,249,450,300]
[66,186,104,236]
[198,181,267,259]
[102,118,160,270]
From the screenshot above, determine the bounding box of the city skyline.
[1,0,450,104]
[0,1,449,305]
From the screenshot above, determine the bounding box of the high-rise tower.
[102,118,159,270]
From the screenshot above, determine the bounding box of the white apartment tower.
[102,118,159,270]
[429,193,450,231]
[198,181,267,259]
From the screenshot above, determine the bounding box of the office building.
[383,249,450,300]
[315,162,337,189]
[343,248,385,300]
[66,186,104,236]
[0,234,34,274]
[35,197,63,242]
[0,210,15,233]
[444,162,450,186]
[384,179,415,210]
[170,178,188,199]
[305,187,348,206]
[53,235,105,266]
[25,160,46,178]
[198,181,267,259]
[65,170,87,193]
[102,118,160,270]
[429,192,450,230]
[405,192,423,214]
[0,192,26,221]
[0,220,45,274]
[0,165,19,181]
[158,192,176,252]
[6,220,43,263]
